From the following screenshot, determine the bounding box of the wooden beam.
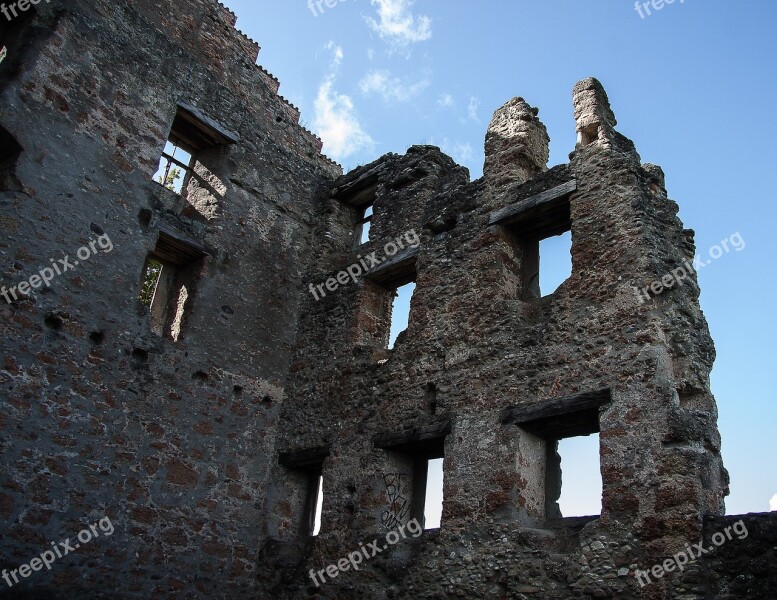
[374,421,451,457]
[365,246,418,287]
[331,168,382,204]
[488,180,577,229]
[176,101,240,145]
[154,224,210,264]
[278,446,330,470]
[501,389,611,439]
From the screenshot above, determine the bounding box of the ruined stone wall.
[1,2,775,598]
[0,0,339,597]
[259,79,771,600]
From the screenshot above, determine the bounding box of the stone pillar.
[573,77,617,148]
[483,97,549,189]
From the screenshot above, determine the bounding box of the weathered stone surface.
[483,97,549,192]
[1,1,775,599]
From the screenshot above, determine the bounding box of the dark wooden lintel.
[278,446,330,470]
[501,389,611,439]
[331,168,382,204]
[154,224,210,265]
[176,101,240,145]
[488,180,577,234]
[365,246,418,287]
[374,421,451,457]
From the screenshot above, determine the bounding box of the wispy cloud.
[467,96,481,122]
[359,69,430,103]
[434,138,475,167]
[366,0,432,46]
[770,494,777,511]
[313,42,375,161]
[437,93,455,109]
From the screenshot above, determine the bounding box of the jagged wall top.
[129,0,336,164]
[483,97,550,189]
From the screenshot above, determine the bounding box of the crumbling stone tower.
[1,1,776,598]
[260,81,772,599]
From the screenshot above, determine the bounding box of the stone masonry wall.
[0,0,338,598]
[259,79,774,600]
[1,1,775,599]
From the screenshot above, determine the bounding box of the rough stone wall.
[0,0,338,598]
[2,2,776,599]
[259,80,773,600]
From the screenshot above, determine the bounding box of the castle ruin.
[1,1,775,598]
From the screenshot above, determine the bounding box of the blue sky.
[220,0,777,517]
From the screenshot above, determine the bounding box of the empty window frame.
[152,103,239,202]
[354,204,373,247]
[311,475,324,537]
[488,180,576,301]
[538,230,573,297]
[359,251,418,351]
[423,457,444,529]
[153,138,194,194]
[375,422,449,531]
[502,389,610,521]
[388,281,415,349]
[139,229,207,341]
[330,169,379,250]
[556,433,602,517]
[278,447,329,537]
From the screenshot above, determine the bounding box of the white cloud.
[770,494,777,511]
[467,96,481,122]
[435,138,475,166]
[367,0,432,46]
[438,93,455,109]
[359,69,429,103]
[313,43,375,161]
[324,40,344,65]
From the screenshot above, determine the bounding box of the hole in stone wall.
[0,124,23,190]
[388,282,416,349]
[153,104,234,220]
[139,231,206,341]
[192,370,208,382]
[44,313,62,330]
[557,433,602,518]
[233,384,243,395]
[423,458,444,530]
[312,475,324,536]
[130,348,148,370]
[580,123,599,146]
[375,426,448,531]
[153,139,193,195]
[138,208,152,228]
[354,204,373,247]
[89,331,105,345]
[539,230,572,297]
